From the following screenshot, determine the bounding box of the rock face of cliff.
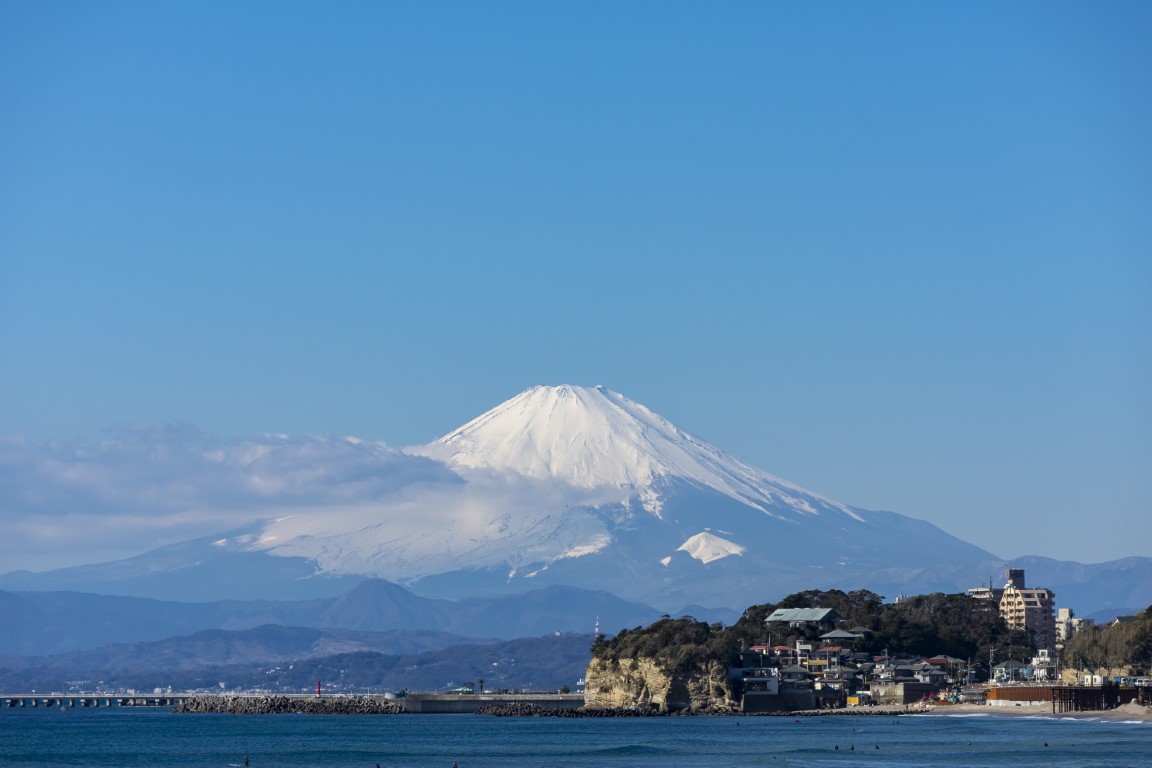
[583,656,737,713]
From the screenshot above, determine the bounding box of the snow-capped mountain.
[420,384,861,521]
[4,384,1147,612]
[234,385,996,608]
[4,384,1149,614]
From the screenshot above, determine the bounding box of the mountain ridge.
[0,579,675,657]
[2,385,1148,615]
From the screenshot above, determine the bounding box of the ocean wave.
[583,744,675,756]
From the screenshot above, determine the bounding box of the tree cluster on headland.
[1060,605,1152,677]
[592,589,1152,680]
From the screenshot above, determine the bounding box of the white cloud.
[0,423,460,572]
[252,469,620,583]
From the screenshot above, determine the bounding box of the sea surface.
[1,707,1149,768]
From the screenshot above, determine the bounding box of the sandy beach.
[923,701,1152,722]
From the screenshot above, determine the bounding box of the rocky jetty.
[175,695,406,715]
[476,702,667,717]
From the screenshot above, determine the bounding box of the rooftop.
[765,608,841,623]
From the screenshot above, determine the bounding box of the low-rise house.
[813,645,847,662]
[909,662,949,685]
[765,608,843,628]
[728,653,813,713]
[819,629,863,643]
[806,656,830,674]
[814,685,846,709]
[769,645,798,661]
[730,663,780,696]
[778,664,812,684]
[1030,649,1056,681]
[993,659,1028,683]
[816,668,860,696]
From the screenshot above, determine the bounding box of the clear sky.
[1,1,1149,570]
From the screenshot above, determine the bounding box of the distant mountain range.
[0,621,594,695]
[0,579,663,695]
[0,580,680,657]
[3,385,1149,625]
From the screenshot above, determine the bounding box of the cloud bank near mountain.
[0,423,458,571]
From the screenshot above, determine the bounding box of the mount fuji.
[221,384,999,608]
[5,384,1040,610]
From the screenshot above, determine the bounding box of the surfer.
[244,758,249,767]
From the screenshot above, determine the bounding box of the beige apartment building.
[968,568,1057,653]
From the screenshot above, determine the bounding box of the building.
[999,569,1057,653]
[1056,607,1092,647]
[969,568,1057,653]
[728,649,814,713]
[764,608,842,628]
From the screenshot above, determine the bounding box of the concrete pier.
[402,693,585,713]
[3,692,586,714]
[3,694,193,708]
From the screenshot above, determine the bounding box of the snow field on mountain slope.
[252,477,618,579]
[420,385,860,520]
[676,531,747,564]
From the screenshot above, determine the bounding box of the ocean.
[1,708,1149,768]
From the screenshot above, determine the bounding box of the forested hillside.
[1060,607,1152,676]
[593,589,1032,679]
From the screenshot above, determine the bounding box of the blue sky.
[1,1,1149,569]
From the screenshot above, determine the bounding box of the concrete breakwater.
[476,703,925,717]
[173,696,925,717]
[174,693,584,715]
[784,705,928,717]
[477,703,667,717]
[400,693,585,713]
[175,695,406,715]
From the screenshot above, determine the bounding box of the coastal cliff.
[583,656,736,713]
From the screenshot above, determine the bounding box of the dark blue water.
[1,708,1149,768]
